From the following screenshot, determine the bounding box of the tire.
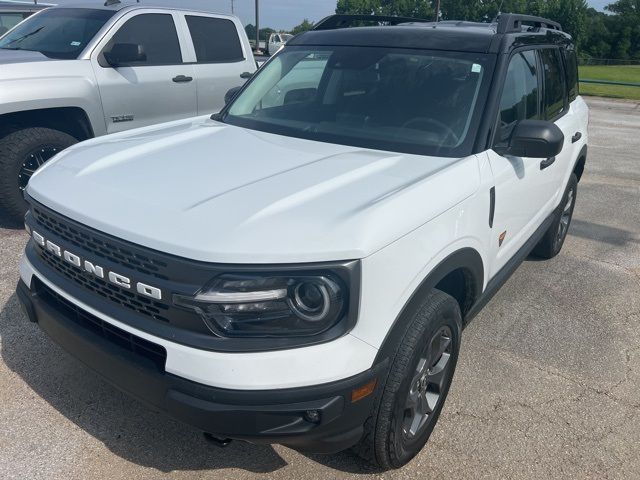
[531,173,578,259]
[0,127,77,222]
[353,289,462,469]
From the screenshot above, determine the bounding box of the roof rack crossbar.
[497,13,562,33]
[313,14,429,31]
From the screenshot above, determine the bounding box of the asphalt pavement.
[0,97,638,479]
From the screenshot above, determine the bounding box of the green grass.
[579,65,640,101]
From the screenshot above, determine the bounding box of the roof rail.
[313,14,428,31]
[497,13,562,33]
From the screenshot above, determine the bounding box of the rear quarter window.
[564,47,579,102]
[540,48,567,120]
[186,16,244,63]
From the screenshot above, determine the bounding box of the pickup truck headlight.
[174,273,347,338]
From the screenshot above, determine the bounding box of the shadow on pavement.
[569,219,639,246]
[0,210,22,230]
[0,293,290,474]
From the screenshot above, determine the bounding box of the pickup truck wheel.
[353,289,462,469]
[532,173,578,259]
[0,128,77,222]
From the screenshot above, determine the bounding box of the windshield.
[224,46,493,157]
[0,8,115,59]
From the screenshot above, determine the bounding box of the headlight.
[174,273,347,338]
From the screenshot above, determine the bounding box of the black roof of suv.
[290,13,573,53]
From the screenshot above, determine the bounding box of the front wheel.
[353,289,462,469]
[532,173,578,259]
[0,127,77,222]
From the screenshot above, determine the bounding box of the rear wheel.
[0,127,77,222]
[353,289,462,469]
[532,173,578,259]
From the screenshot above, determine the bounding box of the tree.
[606,0,640,15]
[244,24,276,42]
[290,19,315,35]
[336,0,434,18]
[334,0,638,59]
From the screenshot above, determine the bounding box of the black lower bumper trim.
[17,278,384,453]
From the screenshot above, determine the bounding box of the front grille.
[34,278,167,371]
[38,248,171,323]
[26,199,218,340]
[32,205,169,280]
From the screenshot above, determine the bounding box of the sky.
[39,0,611,31]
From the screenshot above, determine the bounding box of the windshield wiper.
[3,26,45,48]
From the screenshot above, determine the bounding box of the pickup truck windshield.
[225,46,493,157]
[0,8,115,59]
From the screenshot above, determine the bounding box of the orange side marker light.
[351,379,377,403]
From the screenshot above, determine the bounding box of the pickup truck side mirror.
[103,43,146,67]
[224,86,242,105]
[497,119,564,158]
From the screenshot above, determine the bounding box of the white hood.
[27,116,481,263]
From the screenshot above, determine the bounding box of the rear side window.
[186,16,244,63]
[564,47,579,102]
[106,13,182,66]
[540,48,566,120]
[498,50,539,142]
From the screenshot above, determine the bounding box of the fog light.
[305,410,321,423]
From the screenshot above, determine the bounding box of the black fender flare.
[372,247,484,365]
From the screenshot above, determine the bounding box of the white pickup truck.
[0,1,256,221]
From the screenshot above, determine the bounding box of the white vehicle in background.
[0,0,257,222]
[266,32,292,55]
[0,1,49,36]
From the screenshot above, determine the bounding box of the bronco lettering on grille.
[31,230,162,300]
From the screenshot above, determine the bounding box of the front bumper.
[17,278,385,453]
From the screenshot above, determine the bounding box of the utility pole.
[434,0,440,22]
[230,0,234,14]
[255,0,260,53]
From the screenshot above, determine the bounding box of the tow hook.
[203,432,233,447]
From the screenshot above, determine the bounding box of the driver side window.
[498,50,539,143]
[102,13,182,66]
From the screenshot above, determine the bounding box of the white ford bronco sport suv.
[17,14,588,470]
[0,0,256,222]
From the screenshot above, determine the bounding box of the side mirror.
[224,86,242,105]
[500,119,564,158]
[103,43,146,67]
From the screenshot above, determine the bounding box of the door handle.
[172,75,193,83]
[240,71,253,79]
[540,157,556,170]
[572,132,582,143]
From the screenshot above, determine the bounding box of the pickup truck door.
[176,13,257,115]
[91,11,197,134]
[486,49,559,277]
